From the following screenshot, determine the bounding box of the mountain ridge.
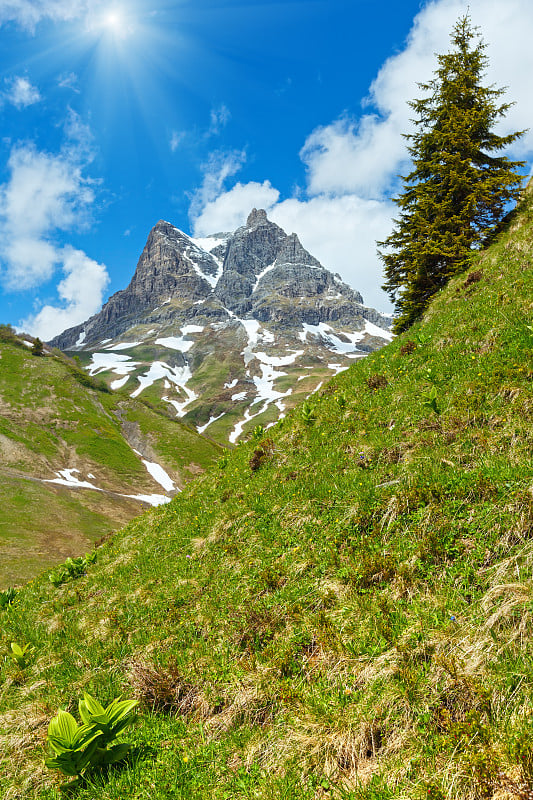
[49,210,392,443]
[50,210,389,349]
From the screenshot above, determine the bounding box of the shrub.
[421,385,441,415]
[0,324,18,344]
[463,269,483,288]
[336,392,347,409]
[31,337,44,356]
[400,340,416,355]
[249,438,274,472]
[301,401,317,425]
[415,331,430,346]
[251,425,265,440]
[9,642,32,669]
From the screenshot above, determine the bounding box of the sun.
[104,11,122,30]
[97,7,134,40]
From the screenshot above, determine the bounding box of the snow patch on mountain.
[364,320,394,341]
[196,412,226,434]
[131,362,196,411]
[240,319,278,365]
[44,469,98,489]
[141,458,177,492]
[254,350,304,367]
[123,493,171,506]
[299,322,373,356]
[111,375,130,390]
[104,341,142,351]
[229,408,260,444]
[191,236,227,253]
[155,336,194,352]
[87,352,139,378]
[253,261,277,291]
[184,242,222,288]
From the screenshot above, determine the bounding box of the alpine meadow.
[1,7,533,800]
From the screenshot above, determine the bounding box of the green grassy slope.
[0,188,532,800]
[0,342,222,586]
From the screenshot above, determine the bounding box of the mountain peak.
[246,208,269,228]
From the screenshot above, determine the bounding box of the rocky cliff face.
[50,210,393,443]
[214,209,287,315]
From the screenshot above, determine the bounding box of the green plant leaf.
[44,756,80,777]
[80,692,106,718]
[104,697,139,725]
[48,710,79,744]
[101,742,131,764]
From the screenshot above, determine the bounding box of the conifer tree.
[379,15,525,332]
[31,337,44,356]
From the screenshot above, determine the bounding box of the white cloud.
[169,130,185,152]
[301,0,533,199]
[23,247,109,339]
[0,0,106,31]
[0,112,109,338]
[209,104,231,136]
[190,0,533,312]
[58,72,80,93]
[2,76,41,108]
[1,146,88,288]
[193,180,280,236]
[0,139,95,289]
[189,149,247,224]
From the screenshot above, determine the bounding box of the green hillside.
[0,339,221,587]
[0,185,532,799]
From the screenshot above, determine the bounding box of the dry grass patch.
[127,657,210,718]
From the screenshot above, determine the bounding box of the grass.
[0,343,221,587]
[0,185,532,799]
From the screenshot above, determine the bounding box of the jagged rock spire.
[246,208,268,227]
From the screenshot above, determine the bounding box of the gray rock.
[50,220,217,348]
[250,233,368,327]
[214,209,287,312]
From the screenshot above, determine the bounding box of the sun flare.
[104,11,122,30]
[97,7,135,40]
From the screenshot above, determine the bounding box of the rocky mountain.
[51,210,392,443]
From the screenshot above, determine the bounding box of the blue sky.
[0,0,531,339]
